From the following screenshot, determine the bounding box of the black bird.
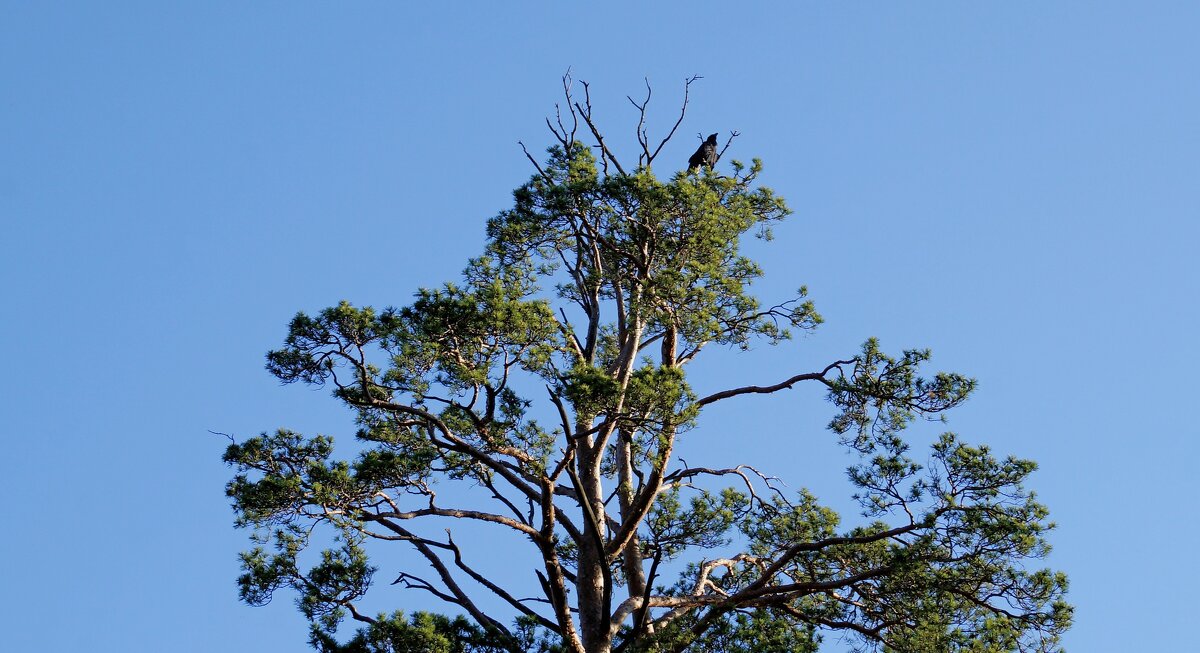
[687,133,719,172]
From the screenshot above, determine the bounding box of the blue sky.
[2,2,1197,650]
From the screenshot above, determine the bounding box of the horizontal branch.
[370,506,542,540]
[647,520,930,646]
[695,359,855,407]
[663,463,789,509]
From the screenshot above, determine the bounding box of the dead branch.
[649,75,701,165]
[714,130,740,166]
[574,80,628,176]
[518,140,553,182]
[627,78,652,166]
[207,429,236,443]
[665,462,792,511]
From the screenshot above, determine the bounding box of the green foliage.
[489,145,820,359]
[237,528,376,635]
[624,365,697,434]
[562,362,621,416]
[309,611,532,653]
[827,339,977,454]
[645,487,749,560]
[639,607,822,653]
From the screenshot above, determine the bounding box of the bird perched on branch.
[687,133,719,172]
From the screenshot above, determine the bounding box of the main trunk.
[576,456,612,653]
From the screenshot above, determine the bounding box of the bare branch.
[392,571,457,603]
[648,75,701,165]
[481,473,530,527]
[368,505,541,539]
[627,78,651,166]
[379,520,512,638]
[445,531,561,632]
[518,140,553,182]
[575,81,628,176]
[561,68,579,144]
[695,359,856,407]
[344,601,377,625]
[207,429,236,444]
[665,463,791,511]
[557,307,587,361]
[714,130,739,166]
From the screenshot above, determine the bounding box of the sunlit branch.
[695,359,856,407]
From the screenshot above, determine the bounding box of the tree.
[224,76,1071,653]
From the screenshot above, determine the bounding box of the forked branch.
[628,74,703,167]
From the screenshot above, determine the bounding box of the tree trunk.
[576,452,612,653]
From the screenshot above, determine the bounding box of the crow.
[687,133,719,172]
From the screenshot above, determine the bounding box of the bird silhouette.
[687,133,719,172]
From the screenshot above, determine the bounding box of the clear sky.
[2,2,1197,651]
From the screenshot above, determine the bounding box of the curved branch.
[664,463,791,510]
[648,75,701,165]
[714,130,740,166]
[695,359,855,407]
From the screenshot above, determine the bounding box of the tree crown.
[225,77,1070,653]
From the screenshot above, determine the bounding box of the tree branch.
[444,531,561,632]
[575,81,628,176]
[648,75,700,165]
[368,505,541,539]
[378,521,512,638]
[695,359,855,407]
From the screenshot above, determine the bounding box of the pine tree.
[225,76,1070,653]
